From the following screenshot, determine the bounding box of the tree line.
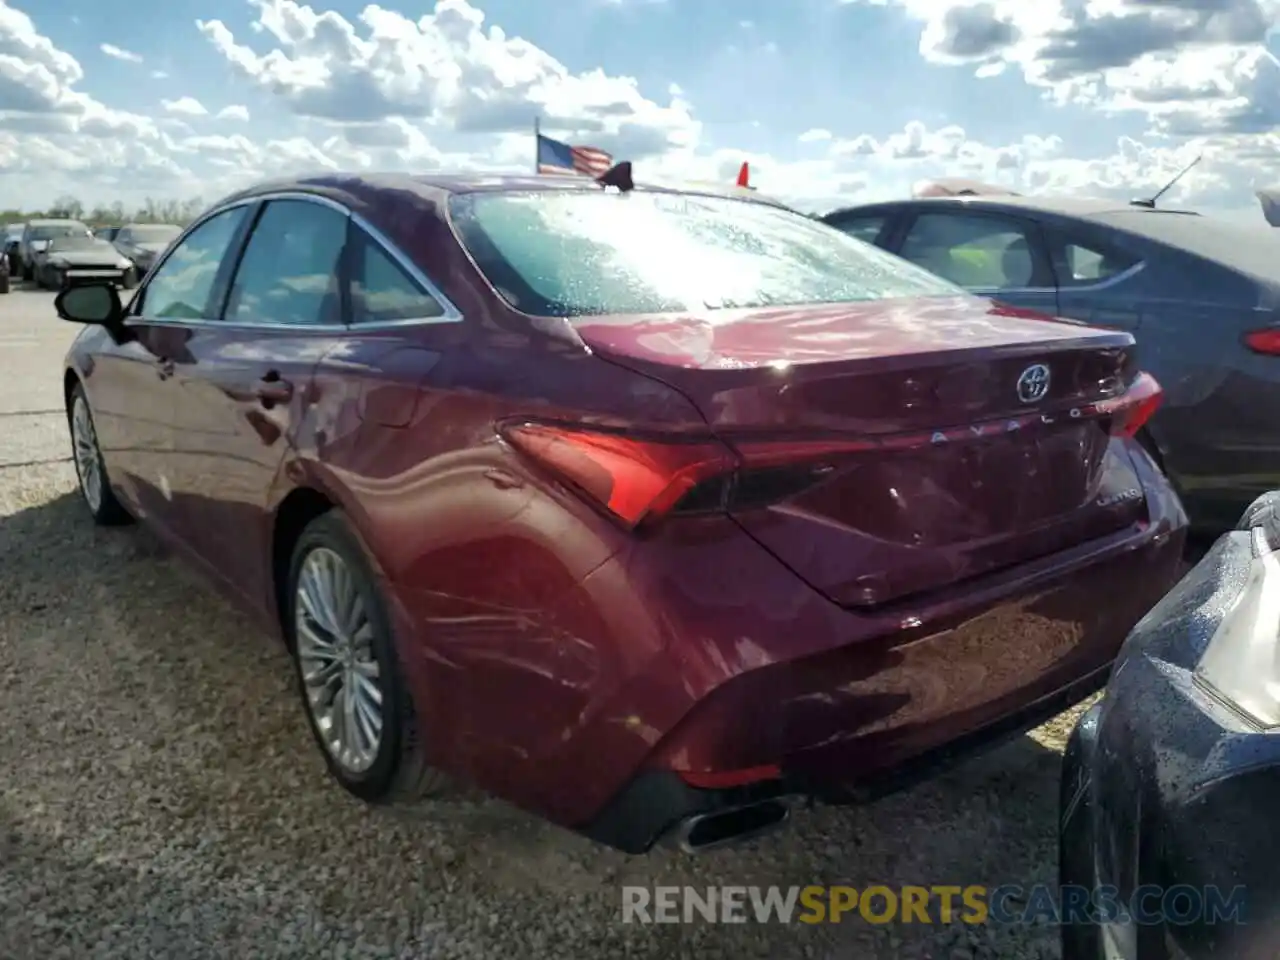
[0,194,208,227]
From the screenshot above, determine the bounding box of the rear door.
[1041,223,1146,334]
[162,196,350,608]
[893,208,1061,318]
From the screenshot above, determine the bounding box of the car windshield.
[449,190,964,317]
[48,236,100,252]
[127,225,181,242]
[30,224,88,241]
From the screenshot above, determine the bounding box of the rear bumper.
[1060,525,1280,960]
[389,435,1187,851]
[586,664,1110,854]
[565,472,1187,844]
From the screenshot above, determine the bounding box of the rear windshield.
[448,191,962,317]
[30,223,88,241]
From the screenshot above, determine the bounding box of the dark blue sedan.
[821,196,1280,534]
[1059,491,1280,959]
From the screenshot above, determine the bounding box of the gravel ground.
[0,285,1096,959]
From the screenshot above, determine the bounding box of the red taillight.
[1245,328,1280,355]
[1096,371,1163,439]
[498,422,736,529]
[499,422,873,529]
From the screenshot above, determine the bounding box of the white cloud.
[99,43,142,64]
[846,0,1280,135]
[195,0,700,157]
[0,0,1274,222]
[799,128,833,143]
[161,96,208,117]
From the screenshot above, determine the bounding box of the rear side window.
[899,213,1041,289]
[448,191,961,318]
[1049,233,1141,287]
[350,229,445,324]
[225,199,348,326]
[826,215,887,246]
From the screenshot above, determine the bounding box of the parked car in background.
[1060,491,1280,960]
[55,172,1185,854]
[822,196,1280,534]
[93,225,121,243]
[3,225,21,278]
[36,234,132,290]
[19,218,90,282]
[111,222,182,288]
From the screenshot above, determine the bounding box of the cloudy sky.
[3,0,1279,216]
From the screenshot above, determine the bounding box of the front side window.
[899,213,1041,289]
[138,206,248,320]
[1052,236,1141,287]
[449,191,962,318]
[225,199,348,326]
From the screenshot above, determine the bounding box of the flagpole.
[533,116,540,174]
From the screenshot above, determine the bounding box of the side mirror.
[55,283,123,326]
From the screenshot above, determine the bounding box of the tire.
[21,262,31,282]
[285,511,448,803]
[0,274,10,294]
[68,383,132,526]
[121,267,138,290]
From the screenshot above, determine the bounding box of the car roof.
[27,218,85,226]
[825,194,1198,220]
[215,171,791,210]
[827,193,1280,285]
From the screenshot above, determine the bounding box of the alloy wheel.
[294,546,385,775]
[71,396,103,513]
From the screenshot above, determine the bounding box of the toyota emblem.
[1016,364,1051,403]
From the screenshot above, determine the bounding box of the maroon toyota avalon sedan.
[55,173,1187,854]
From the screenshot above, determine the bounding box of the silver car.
[20,219,91,282]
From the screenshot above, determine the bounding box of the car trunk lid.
[573,295,1153,607]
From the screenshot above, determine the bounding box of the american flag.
[536,133,613,177]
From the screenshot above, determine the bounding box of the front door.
[162,196,350,608]
[108,203,256,545]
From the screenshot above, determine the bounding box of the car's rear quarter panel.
[272,184,726,814]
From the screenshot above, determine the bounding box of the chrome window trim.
[125,189,463,332]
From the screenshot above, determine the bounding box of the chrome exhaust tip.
[667,800,791,854]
